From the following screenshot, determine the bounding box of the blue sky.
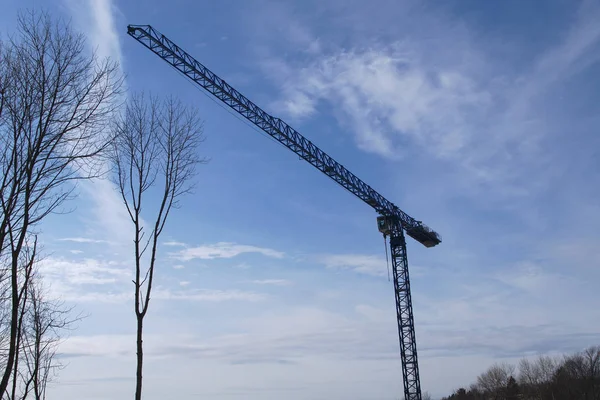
[2,0,600,399]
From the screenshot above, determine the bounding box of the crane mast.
[127,24,441,400]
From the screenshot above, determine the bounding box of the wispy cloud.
[58,308,379,360]
[59,237,110,244]
[493,262,566,293]
[80,174,134,250]
[41,256,266,303]
[258,1,492,165]
[65,0,123,63]
[250,279,292,286]
[61,290,130,304]
[48,287,265,304]
[414,258,600,339]
[57,305,600,365]
[64,0,134,247]
[41,257,130,286]
[268,47,490,160]
[319,254,387,277]
[513,0,600,104]
[59,334,133,358]
[171,242,285,261]
[263,0,600,200]
[39,257,131,303]
[153,288,266,302]
[355,304,388,322]
[164,241,187,247]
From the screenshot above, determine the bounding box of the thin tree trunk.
[135,314,143,400]
[10,285,28,400]
[0,252,23,395]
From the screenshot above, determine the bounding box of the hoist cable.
[384,236,391,282]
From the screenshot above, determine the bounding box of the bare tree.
[519,355,558,385]
[110,92,205,400]
[440,348,600,400]
[0,9,122,397]
[21,272,79,400]
[7,237,37,400]
[0,244,78,400]
[475,362,515,399]
[552,346,600,400]
[0,39,7,130]
[519,355,558,399]
[584,346,600,400]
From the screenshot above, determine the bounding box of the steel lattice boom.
[127,24,441,400]
[126,25,440,249]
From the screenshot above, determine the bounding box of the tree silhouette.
[505,375,520,400]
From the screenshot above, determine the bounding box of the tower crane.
[127,24,441,400]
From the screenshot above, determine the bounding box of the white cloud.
[414,258,600,336]
[59,308,374,360]
[550,239,600,274]
[59,334,133,358]
[172,242,284,261]
[277,89,317,119]
[80,178,135,250]
[65,0,123,63]
[164,241,186,247]
[40,258,266,302]
[494,262,560,293]
[271,48,490,161]
[319,254,387,277]
[51,286,265,304]
[41,257,130,286]
[64,0,134,247]
[38,257,131,303]
[57,304,598,367]
[172,264,185,270]
[514,0,600,105]
[59,237,110,244]
[264,0,600,200]
[90,0,122,58]
[64,290,131,304]
[355,304,388,322]
[250,279,292,286]
[52,330,509,399]
[153,288,266,302]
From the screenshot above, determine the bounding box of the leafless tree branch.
[110,91,205,400]
[0,9,122,397]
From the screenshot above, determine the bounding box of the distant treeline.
[440,345,600,400]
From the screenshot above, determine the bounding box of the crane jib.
[125,24,441,248]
